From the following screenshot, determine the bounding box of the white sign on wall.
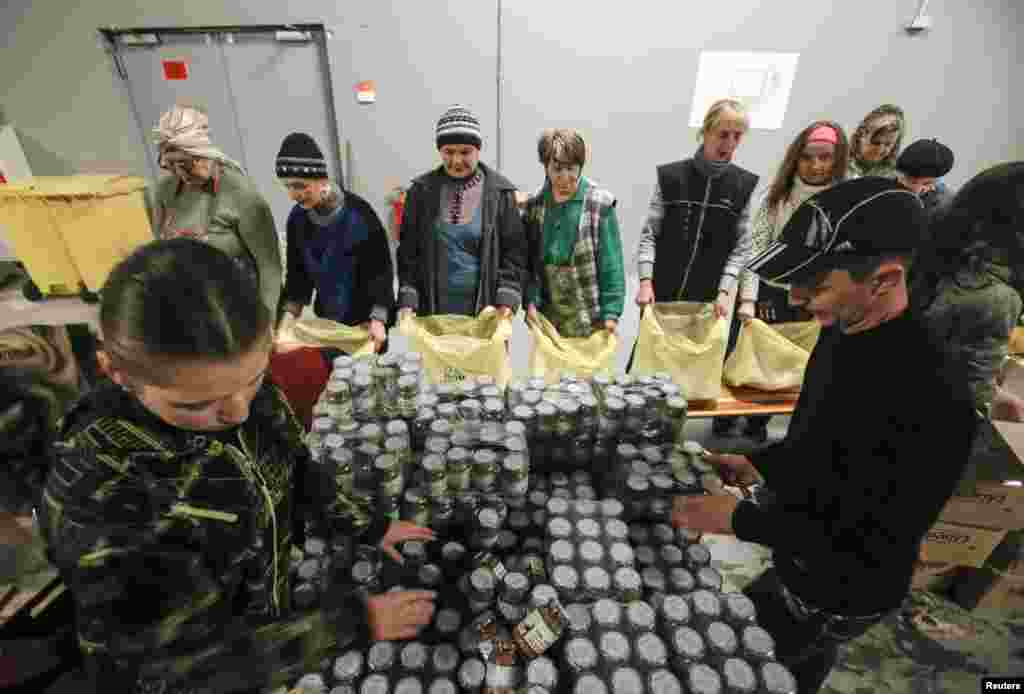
[689,51,800,130]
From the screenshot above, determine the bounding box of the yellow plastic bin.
[0,175,153,298]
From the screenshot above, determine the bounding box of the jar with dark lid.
[508,510,531,534]
[564,603,592,635]
[394,677,423,694]
[660,544,685,568]
[367,641,396,672]
[554,399,580,437]
[626,601,657,633]
[642,567,667,593]
[611,667,644,694]
[418,563,443,588]
[497,530,518,553]
[502,571,530,604]
[704,621,739,663]
[574,673,608,694]
[400,641,429,672]
[530,508,548,533]
[333,650,364,683]
[431,642,459,675]
[648,669,683,694]
[293,581,318,610]
[459,659,486,692]
[739,625,775,663]
[758,662,798,694]
[685,664,723,694]
[634,545,657,568]
[434,607,462,637]
[535,402,558,437]
[686,543,712,569]
[697,566,724,592]
[473,508,502,550]
[428,680,456,694]
[631,461,652,478]
[402,540,428,567]
[468,567,497,604]
[723,593,758,628]
[612,568,643,603]
[598,631,631,665]
[628,524,650,545]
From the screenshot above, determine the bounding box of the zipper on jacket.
[235,431,281,617]
[676,177,714,300]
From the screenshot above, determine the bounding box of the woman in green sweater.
[524,129,625,337]
[150,103,283,320]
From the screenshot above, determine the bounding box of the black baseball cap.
[897,139,954,179]
[746,177,926,285]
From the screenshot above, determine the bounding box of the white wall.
[2,0,1023,373]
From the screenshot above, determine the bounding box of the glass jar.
[367,641,396,672]
[626,601,657,633]
[442,447,470,493]
[458,659,486,693]
[724,594,758,628]
[325,379,354,419]
[592,598,622,629]
[422,456,448,499]
[576,518,601,541]
[758,662,798,694]
[696,566,724,593]
[613,568,643,603]
[686,544,712,570]
[670,626,707,668]
[403,489,431,526]
[400,641,429,672]
[665,396,687,443]
[740,625,775,663]
[551,565,579,598]
[634,545,657,568]
[574,674,608,694]
[472,450,499,492]
[375,454,403,498]
[689,590,723,629]
[429,681,456,694]
[660,544,685,568]
[554,399,580,437]
[501,454,529,497]
[578,540,604,566]
[611,667,644,694]
[526,656,558,691]
[598,631,631,666]
[435,608,463,638]
[564,603,592,636]
[431,644,459,676]
[535,402,557,437]
[333,650,364,683]
[483,398,505,422]
[394,677,422,694]
[608,542,634,568]
[331,449,355,495]
[473,508,502,551]
[582,566,611,599]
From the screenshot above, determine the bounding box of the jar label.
[517,609,558,655]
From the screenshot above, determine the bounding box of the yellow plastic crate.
[0,175,153,297]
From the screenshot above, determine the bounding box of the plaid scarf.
[527,177,613,329]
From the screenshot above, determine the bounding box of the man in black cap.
[672,177,978,693]
[896,138,955,218]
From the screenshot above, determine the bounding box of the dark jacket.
[40,381,386,693]
[654,159,758,302]
[733,311,977,615]
[397,163,525,316]
[284,190,395,325]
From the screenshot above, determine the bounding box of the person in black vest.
[672,178,977,693]
[635,98,759,316]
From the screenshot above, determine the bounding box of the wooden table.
[688,384,800,418]
[0,287,99,332]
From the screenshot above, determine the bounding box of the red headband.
[807,125,839,145]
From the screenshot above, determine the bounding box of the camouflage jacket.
[918,262,1023,413]
[40,381,386,693]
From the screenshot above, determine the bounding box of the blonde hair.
[698,99,750,142]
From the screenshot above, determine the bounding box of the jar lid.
[627,601,656,630]
[428,680,456,694]
[611,667,644,694]
[552,564,579,591]
[423,457,445,474]
[548,517,573,538]
[661,594,690,623]
[526,656,558,688]
[636,633,668,666]
[626,476,650,493]
[400,642,428,670]
[478,508,500,530]
[604,519,629,540]
[432,643,460,671]
[742,625,775,657]
[686,544,712,568]
[504,571,529,593]
[435,607,462,634]
[672,626,705,659]
[686,665,722,694]
[660,545,685,567]
[609,543,634,565]
[536,402,557,416]
[605,396,627,412]
[531,584,558,607]
[593,598,622,626]
[394,676,422,694]
[628,524,650,544]
[725,594,757,622]
[577,518,601,539]
[574,674,607,694]
[503,455,527,473]
[441,542,466,561]
[565,603,593,634]
[333,650,364,680]
[546,497,570,515]
[641,567,666,592]
[599,631,631,661]
[690,590,721,617]
[458,659,486,688]
[697,567,723,592]
[579,540,604,564]
[651,474,675,492]
[484,398,504,412]
[583,566,611,591]
[418,564,442,585]
[470,568,496,592]
[373,454,398,472]
[648,669,682,694]
[367,641,395,670]
[613,567,642,590]
[759,662,798,694]
[474,449,498,465]
[324,434,346,450]
[706,621,738,654]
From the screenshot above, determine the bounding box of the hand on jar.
[380,521,436,563]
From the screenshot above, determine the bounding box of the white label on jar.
[518,608,559,655]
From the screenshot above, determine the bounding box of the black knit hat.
[436,105,483,150]
[897,139,955,179]
[276,132,328,179]
[747,177,925,285]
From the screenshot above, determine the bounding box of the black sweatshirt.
[732,310,977,615]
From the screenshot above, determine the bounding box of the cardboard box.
[919,521,1007,568]
[939,420,1024,530]
[954,566,1024,611]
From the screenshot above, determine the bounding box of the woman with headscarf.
[150,103,283,319]
[397,105,526,320]
[848,104,905,179]
[523,129,625,337]
[721,121,849,440]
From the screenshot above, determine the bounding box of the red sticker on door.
[162,60,189,80]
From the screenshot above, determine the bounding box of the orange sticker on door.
[162,60,189,80]
[356,80,376,104]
